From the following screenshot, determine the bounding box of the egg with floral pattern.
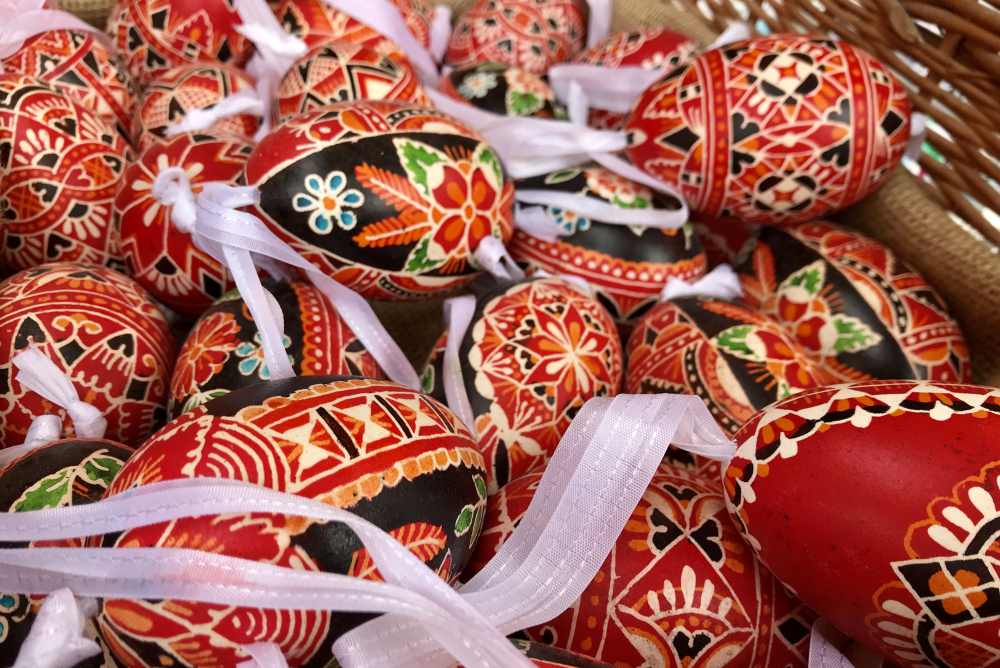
[0,438,133,666]
[510,165,707,326]
[626,297,828,435]
[0,263,175,449]
[245,100,515,301]
[276,40,430,125]
[169,278,383,416]
[725,380,1000,668]
[97,375,487,668]
[738,221,970,383]
[440,62,566,118]
[626,35,912,224]
[422,276,623,492]
[467,463,816,667]
[446,0,589,74]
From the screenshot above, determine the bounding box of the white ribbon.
[151,167,198,233]
[0,415,63,469]
[237,643,290,668]
[166,90,266,137]
[707,22,753,50]
[0,0,111,59]
[515,188,687,229]
[11,348,107,441]
[441,295,477,434]
[430,5,452,63]
[548,63,666,114]
[905,112,928,162]
[193,183,421,389]
[661,264,743,302]
[585,0,613,49]
[11,588,100,668]
[472,235,525,282]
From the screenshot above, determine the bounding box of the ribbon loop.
[441,295,477,434]
[661,264,743,302]
[11,588,100,668]
[472,236,525,281]
[11,348,106,440]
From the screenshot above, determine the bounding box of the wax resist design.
[445,0,588,74]
[0,75,130,272]
[117,132,249,316]
[626,297,827,435]
[169,280,382,416]
[246,101,514,301]
[725,381,1000,668]
[739,222,970,384]
[626,36,912,224]
[466,465,815,667]
[0,263,174,448]
[98,377,486,668]
[1,29,135,140]
[510,166,707,324]
[441,62,566,118]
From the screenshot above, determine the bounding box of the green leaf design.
[405,237,442,273]
[714,325,764,362]
[474,144,503,189]
[80,452,124,489]
[455,505,475,536]
[393,138,446,196]
[13,467,73,512]
[831,315,882,353]
[420,365,436,394]
[612,194,651,210]
[473,475,487,501]
[783,260,826,297]
[544,169,581,185]
[507,90,544,117]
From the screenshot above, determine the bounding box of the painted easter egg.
[0,75,130,272]
[725,381,1000,668]
[2,29,135,140]
[133,64,260,150]
[440,62,566,118]
[245,100,515,301]
[693,216,759,269]
[626,297,828,435]
[445,0,588,74]
[467,464,816,667]
[422,276,623,492]
[575,28,698,130]
[0,263,174,449]
[0,438,133,667]
[626,35,912,225]
[738,221,971,383]
[97,376,488,667]
[509,165,707,325]
[107,0,254,84]
[169,278,383,416]
[513,640,611,667]
[117,132,250,316]
[276,40,430,125]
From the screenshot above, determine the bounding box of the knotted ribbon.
[661,263,744,302]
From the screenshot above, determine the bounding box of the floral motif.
[584,168,653,209]
[503,68,553,116]
[170,312,240,398]
[294,171,365,234]
[458,71,498,99]
[235,332,294,379]
[547,206,591,235]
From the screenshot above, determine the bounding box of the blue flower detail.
[549,207,591,235]
[235,333,293,380]
[292,171,365,235]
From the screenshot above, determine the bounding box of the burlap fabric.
[56,0,1000,385]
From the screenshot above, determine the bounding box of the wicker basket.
[56,0,1000,385]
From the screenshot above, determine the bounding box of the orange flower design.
[170,311,240,399]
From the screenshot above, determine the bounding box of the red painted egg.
[0,74,130,272]
[509,165,707,325]
[440,62,566,119]
[626,297,829,435]
[739,221,971,383]
[693,216,759,268]
[1,29,135,140]
[468,464,816,667]
[575,28,698,130]
[245,100,515,301]
[422,276,623,492]
[276,40,430,125]
[445,0,589,74]
[0,263,174,449]
[725,380,1000,668]
[133,64,260,150]
[626,35,912,225]
[117,132,248,316]
[169,279,383,416]
[97,376,487,667]
[107,0,254,84]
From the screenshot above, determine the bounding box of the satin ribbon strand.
[905,112,928,162]
[661,263,744,302]
[515,189,688,228]
[237,644,289,668]
[441,295,478,434]
[10,588,100,668]
[11,348,106,439]
[585,0,613,48]
[429,5,452,63]
[166,91,266,137]
[514,205,563,242]
[707,22,753,49]
[548,64,667,114]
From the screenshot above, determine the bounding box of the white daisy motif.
[293,171,365,235]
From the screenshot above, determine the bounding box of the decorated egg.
[445,0,588,74]
[245,100,515,301]
[440,62,566,118]
[509,165,707,325]
[107,0,254,84]
[117,132,250,316]
[133,64,260,150]
[725,380,1000,668]
[626,35,912,225]
[626,297,828,435]
[512,640,610,667]
[276,40,430,125]
[738,221,971,383]
[468,464,816,667]
[1,29,135,140]
[422,276,623,492]
[0,438,133,666]
[0,263,174,449]
[169,278,383,415]
[574,28,697,130]
[0,75,130,272]
[692,216,759,268]
[97,376,487,667]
